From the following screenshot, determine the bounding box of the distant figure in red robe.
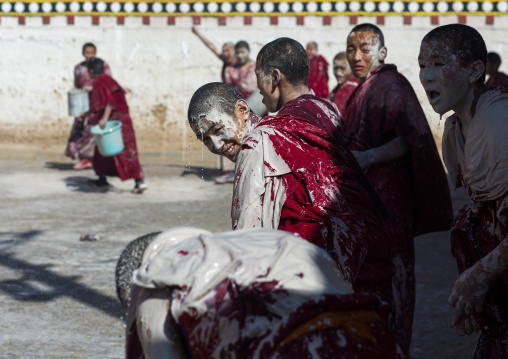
[65,42,111,170]
[485,52,508,90]
[306,41,329,98]
[344,23,453,350]
[80,58,146,194]
[329,51,360,116]
[187,38,396,300]
[420,24,508,358]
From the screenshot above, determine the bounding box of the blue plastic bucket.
[90,121,124,157]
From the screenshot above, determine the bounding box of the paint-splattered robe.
[232,94,394,294]
[88,74,144,181]
[126,228,408,359]
[224,60,257,100]
[343,64,453,349]
[443,88,508,359]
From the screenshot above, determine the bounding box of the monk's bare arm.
[352,136,410,169]
[99,105,113,128]
[191,26,222,59]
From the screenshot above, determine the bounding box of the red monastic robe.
[308,55,330,98]
[344,64,453,349]
[233,94,395,293]
[330,76,360,116]
[88,74,144,181]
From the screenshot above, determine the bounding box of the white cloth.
[131,227,352,359]
[231,127,291,230]
[443,89,508,201]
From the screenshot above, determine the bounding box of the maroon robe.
[308,55,329,98]
[344,64,453,349]
[330,76,360,116]
[486,71,508,90]
[88,74,144,181]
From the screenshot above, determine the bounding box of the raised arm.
[192,26,222,59]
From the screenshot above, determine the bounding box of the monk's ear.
[271,68,282,89]
[469,60,485,84]
[378,46,387,62]
[234,99,251,120]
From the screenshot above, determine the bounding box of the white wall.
[1,15,507,146]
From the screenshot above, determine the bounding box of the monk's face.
[222,43,235,64]
[418,39,472,115]
[346,30,386,82]
[236,47,250,66]
[192,103,249,162]
[255,66,280,113]
[83,46,96,62]
[306,43,317,60]
[333,58,352,85]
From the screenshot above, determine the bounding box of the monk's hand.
[448,262,491,332]
[77,113,87,122]
[99,117,108,129]
[451,312,479,336]
[351,150,372,170]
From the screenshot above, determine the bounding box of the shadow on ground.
[179,165,223,182]
[64,176,125,193]
[0,251,123,319]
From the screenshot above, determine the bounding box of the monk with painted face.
[343,23,453,350]
[419,24,508,357]
[188,38,397,301]
[329,51,360,115]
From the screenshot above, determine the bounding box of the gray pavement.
[0,155,478,358]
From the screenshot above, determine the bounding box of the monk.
[343,23,453,350]
[485,52,508,90]
[80,58,146,194]
[419,24,508,358]
[224,40,257,100]
[191,26,237,183]
[329,51,360,115]
[65,42,111,170]
[187,38,396,300]
[124,227,408,359]
[191,26,236,83]
[306,41,329,98]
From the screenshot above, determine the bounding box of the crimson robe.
[308,55,329,98]
[224,61,257,99]
[330,76,360,116]
[233,94,395,293]
[88,74,144,181]
[486,71,508,90]
[344,64,453,349]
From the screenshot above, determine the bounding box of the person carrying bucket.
[78,58,147,194]
[65,43,112,170]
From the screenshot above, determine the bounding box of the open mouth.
[222,145,235,157]
[427,90,440,100]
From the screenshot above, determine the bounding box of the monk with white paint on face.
[187,38,396,302]
[328,51,360,116]
[125,227,408,359]
[343,23,453,350]
[419,24,508,358]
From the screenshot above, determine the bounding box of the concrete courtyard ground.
[0,147,478,358]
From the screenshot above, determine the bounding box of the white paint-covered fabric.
[443,89,508,201]
[231,127,291,230]
[133,227,352,314]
